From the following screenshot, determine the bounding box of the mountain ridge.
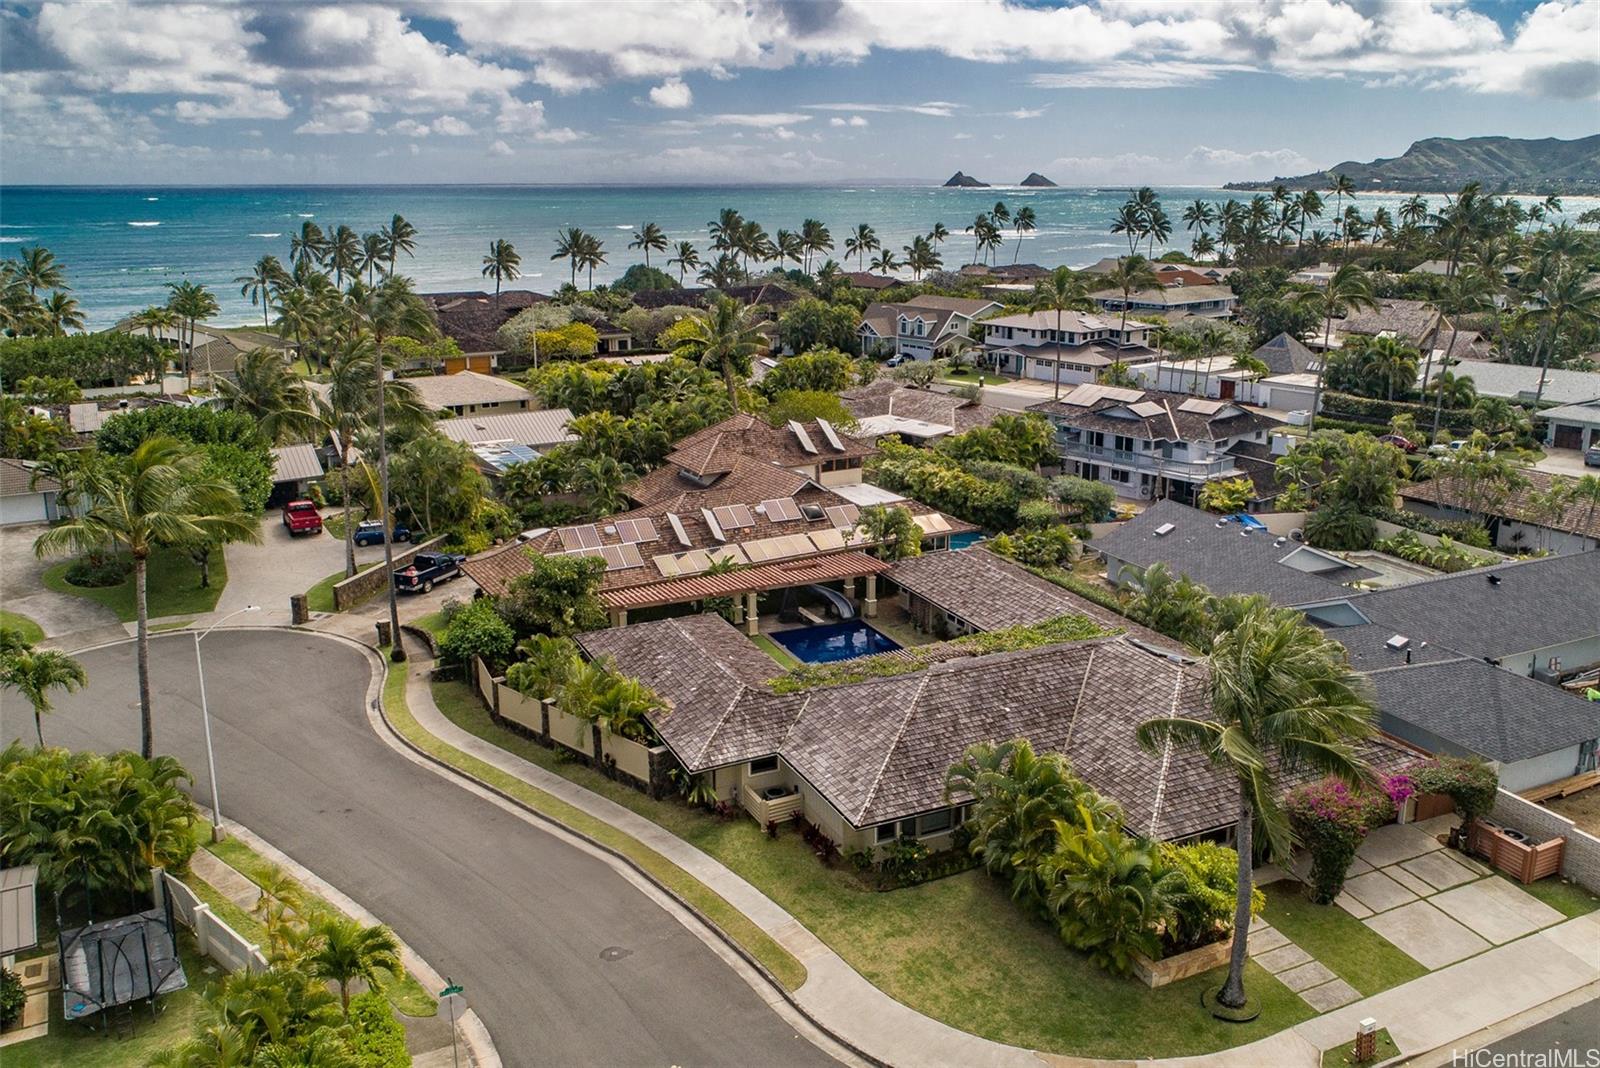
[1225,135,1600,196]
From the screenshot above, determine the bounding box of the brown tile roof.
[1029,386,1279,443]
[1399,468,1600,540]
[843,271,899,290]
[624,453,812,509]
[1088,285,1236,306]
[628,283,799,311]
[422,290,547,353]
[887,548,1141,635]
[654,413,877,479]
[606,551,891,611]
[1340,298,1439,344]
[0,458,57,497]
[838,380,1005,435]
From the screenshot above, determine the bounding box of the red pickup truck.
[281,499,324,536]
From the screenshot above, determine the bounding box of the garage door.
[0,494,49,526]
[1553,424,1584,450]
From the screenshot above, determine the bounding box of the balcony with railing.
[1057,438,1239,479]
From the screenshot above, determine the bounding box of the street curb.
[369,647,885,1068]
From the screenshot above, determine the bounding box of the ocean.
[2,184,1593,330]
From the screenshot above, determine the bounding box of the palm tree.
[734,219,771,272]
[1110,202,1144,258]
[671,294,766,413]
[551,227,586,288]
[1363,335,1418,401]
[1138,598,1374,1011]
[34,437,258,758]
[481,239,521,308]
[1,645,87,746]
[41,292,84,336]
[15,246,66,297]
[697,253,743,290]
[1293,190,1324,252]
[1526,259,1600,406]
[927,221,950,251]
[774,229,804,271]
[1183,199,1216,240]
[800,218,833,274]
[903,235,939,281]
[215,348,311,444]
[1290,263,1378,429]
[668,241,700,284]
[289,221,328,270]
[1103,254,1160,337]
[1399,194,1428,230]
[235,255,288,330]
[359,232,387,285]
[869,249,899,274]
[380,214,418,277]
[326,225,361,288]
[165,281,220,391]
[1424,268,1495,437]
[1011,206,1037,263]
[130,305,180,364]
[577,232,606,290]
[965,213,992,265]
[305,916,401,1017]
[845,224,879,270]
[1327,173,1356,261]
[1144,204,1173,258]
[1027,266,1089,402]
[629,222,668,269]
[708,208,745,253]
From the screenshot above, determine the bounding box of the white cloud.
[804,101,962,117]
[647,78,693,108]
[430,115,473,136]
[392,118,431,138]
[1008,106,1046,119]
[489,139,514,156]
[533,127,584,143]
[829,115,868,127]
[295,106,373,136]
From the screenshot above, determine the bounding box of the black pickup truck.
[393,552,467,594]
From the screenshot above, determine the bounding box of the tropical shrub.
[0,332,167,388]
[1050,475,1116,523]
[1014,498,1060,530]
[0,744,197,898]
[64,554,132,588]
[438,597,516,668]
[1305,503,1377,550]
[0,967,24,1030]
[757,348,854,397]
[504,634,580,701]
[1407,755,1499,832]
[557,658,666,744]
[860,503,923,562]
[764,390,858,430]
[494,552,609,638]
[1198,477,1255,514]
[1285,777,1396,903]
[1159,842,1263,954]
[348,990,410,1068]
[97,405,274,514]
[1374,529,1493,573]
[878,838,930,883]
[534,322,600,360]
[988,524,1079,568]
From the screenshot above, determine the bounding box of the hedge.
[0,332,168,388]
[1321,392,1475,434]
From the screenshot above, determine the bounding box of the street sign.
[439,983,464,998]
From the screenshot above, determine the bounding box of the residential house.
[190,329,294,389]
[1088,284,1238,321]
[1542,400,1600,453]
[630,283,798,312]
[842,271,899,291]
[625,413,877,503]
[1318,298,1440,351]
[1253,332,1320,377]
[435,409,577,452]
[981,309,1156,385]
[421,290,547,364]
[268,444,324,507]
[404,371,532,417]
[838,379,1006,445]
[1137,332,1324,408]
[591,319,634,356]
[1421,362,1600,411]
[856,295,1000,362]
[0,458,60,526]
[959,263,1051,282]
[1028,384,1280,505]
[1091,500,1600,791]
[1399,469,1600,555]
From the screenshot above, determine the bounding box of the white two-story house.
[857,295,1000,362]
[981,309,1156,385]
[1088,283,1238,321]
[1027,383,1280,506]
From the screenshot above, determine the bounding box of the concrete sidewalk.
[397,655,1600,1068]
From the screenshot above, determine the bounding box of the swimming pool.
[948,531,985,550]
[771,621,902,663]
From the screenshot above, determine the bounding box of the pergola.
[601,551,892,632]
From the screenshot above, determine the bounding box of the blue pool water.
[772,621,901,664]
[948,531,985,551]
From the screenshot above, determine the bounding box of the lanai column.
[864,574,878,618]
[745,591,759,636]
[609,607,628,628]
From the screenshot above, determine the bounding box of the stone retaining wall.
[331,535,447,611]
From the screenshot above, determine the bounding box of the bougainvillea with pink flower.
[1285,777,1397,903]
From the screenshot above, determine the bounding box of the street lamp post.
[194,605,259,841]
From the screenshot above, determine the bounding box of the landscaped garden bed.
[42,547,227,621]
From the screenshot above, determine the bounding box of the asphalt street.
[1479,1000,1600,1063]
[14,630,839,1068]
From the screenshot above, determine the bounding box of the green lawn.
[749,633,801,669]
[428,678,1316,1058]
[306,561,379,614]
[322,509,368,542]
[1261,882,1428,996]
[0,609,45,643]
[411,610,449,639]
[1507,874,1600,919]
[0,935,205,1068]
[41,548,227,622]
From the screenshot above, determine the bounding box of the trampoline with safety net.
[58,897,187,1023]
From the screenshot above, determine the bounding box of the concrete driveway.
[21,630,839,1068]
[1535,449,1594,478]
[217,511,386,624]
[0,521,123,639]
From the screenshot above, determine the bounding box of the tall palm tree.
[551,227,587,288]
[735,219,771,272]
[1103,254,1160,337]
[799,218,833,275]
[15,246,66,297]
[1398,194,1428,230]
[927,221,949,251]
[0,644,87,746]
[845,224,879,270]
[165,281,220,391]
[215,348,311,444]
[697,253,744,290]
[305,916,401,1017]
[1327,173,1356,262]
[903,235,939,281]
[869,249,899,274]
[708,208,744,252]
[1137,598,1374,1012]
[1027,266,1088,402]
[235,255,287,330]
[1526,259,1600,406]
[1291,263,1378,429]
[34,437,258,758]
[327,225,361,288]
[1011,205,1037,264]
[628,222,668,269]
[774,229,804,271]
[289,221,328,270]
[1143,204,1173,258]
[481,239,521,308]
[1293,190,1324,252]
[1364,335,1418,401]
[359,232,387,285]
[380,214,418,276]
[41,292,84,336]
[668,241,700,284]
[1424,268,1495,437]
[964,212,992,265]
[1183,200,1216,240]
[577,232,606,290]
[671,294,766,412]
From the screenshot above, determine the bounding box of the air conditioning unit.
[1285,410,1312,427]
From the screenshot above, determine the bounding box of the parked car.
[885,354,909,368]
[1377,433,1418,454]
[352,520,411,547]
[1586,445,1600,468]
[281,499,323,536]
[393,552,465,594]
[1428,439,1495,457]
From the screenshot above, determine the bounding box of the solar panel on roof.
[679,549,711,573]
[616,518,658,544]
[1178,397,1225,414]
[653,554,681,577]
[781,534,813,557]
[666,512,692,548]
[824,504,860,528]
[815,418,847,452]
[743,539,773,562]
[761,497,802,522]
[1129,401,1165,417]
[713,504,754,529]
[710,545,748,566]
[558,524,601,551]
[808,528,846,551]
[788,420,819,455]
[618,543,644,568]
[700,508,726,542]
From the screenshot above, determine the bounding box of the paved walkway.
[395,654,1600,1068]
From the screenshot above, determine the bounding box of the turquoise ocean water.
[2,184,1592,329]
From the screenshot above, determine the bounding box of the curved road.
[17,630,838,1068]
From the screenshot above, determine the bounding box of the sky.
[1,0,1597,187]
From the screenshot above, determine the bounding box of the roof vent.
[1274,536,1287,547]
[1153,522,1175,537]
[1385,634,1410,651]
[1487,574,1502,586]
[1239,529,1250,537]
[1215,519,1227,528]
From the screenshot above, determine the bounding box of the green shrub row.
[1322,392,1474,433]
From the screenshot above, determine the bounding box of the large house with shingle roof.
[421,290,547,361]
[1027,384,1281,506]
[838,380,1006,444]
[628,413,878,502]
[0,457,61,526]
[1399,468,1600,555]
[403,371,533,416]
[1088,284,1238,321]
[981,308,1157,385]
[856,294,1000,362]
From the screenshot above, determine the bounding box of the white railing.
[154,867,269,974]
[740,783,804,825]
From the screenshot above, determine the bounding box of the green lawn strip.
[1261,882,1428,996]
[180,864,267,944]
[323,509,368,541]
[429,678,1314,1057]
[306,561,379,613]
[0,609,46,643]
[0,934,206,1068]
[384,667,807,993]
[41,547,227,622]
[411,610,449,639]
[749,632,801,669]
[1320,1026,1398,1068]
[1502,874,1600,919]
[202,835,436,1017]
[152,619,196,633]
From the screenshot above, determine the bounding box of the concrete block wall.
[1489,789,1600,892]
[330,535,448,611]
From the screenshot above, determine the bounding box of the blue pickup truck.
[393,552,466,594]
